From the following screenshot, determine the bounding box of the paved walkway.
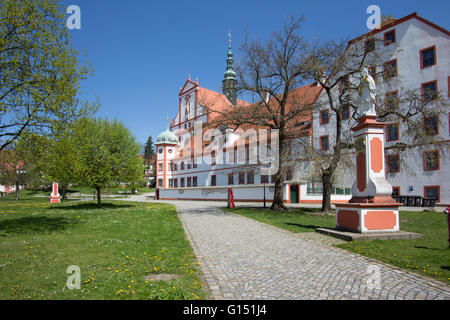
[120,194,450,300]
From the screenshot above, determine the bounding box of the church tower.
[222,32,237,105]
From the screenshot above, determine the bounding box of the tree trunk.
[271,172,288,210]
[15,182,19,201]
[61,185,68,200]
[96,187,102,208]
[321,172,333,214]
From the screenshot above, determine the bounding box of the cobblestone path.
[172,201,450,300]
[119,195,450,300]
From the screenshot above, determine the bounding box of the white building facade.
[312,13,450,206]
[156,12,449,206]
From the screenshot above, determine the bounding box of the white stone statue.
[358,67,377,118]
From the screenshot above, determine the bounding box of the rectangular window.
[424,151,439,171]
[424,186,440,201]
[181,162,185,170]
[384,30,396,46]
[238,150,245,164]
[228,173,234,185]
[386,154,400,173]
[158,163,163,171]
[392,186,400,197]
[180,178,185,188]
[384,59,397,79]
[193,176,198,187]
[169,162,174,171]
[245,145,250,164]
[187,177,192,187]
[341,104,350,121]
[386,123,399,142]
[187,162,192,169]
[261,175,269,184]
[247,170,254,184]
[424,116,439,136]
[158,179,163,188]
[365,38,375,53]
[320,110,329,125]
[173,163,178,171]
[320,135,329,151]
[238,172,245,185]
[285,167,293,181]
[422,81,438,102]
[211,175,216,187]
[339,75,350,93]
[173,179,178,188]
[385,91,398,111]
[211,151,216,165]
[420,46,436,69]
[169,179,173,188]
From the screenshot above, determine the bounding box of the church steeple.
[222,31,237,105]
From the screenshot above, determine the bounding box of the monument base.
[335,202,402,234]
[50,196,61,204]
[316,228,422,241]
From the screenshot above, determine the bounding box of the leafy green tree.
[0,0,96,151]
[0,139,34,200]
[143,135,156,188]
[72,117,144,207]
[22,126,78,199]
[144,136,155,166]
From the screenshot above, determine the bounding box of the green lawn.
[226,207,450,284]
[0,195,207,300]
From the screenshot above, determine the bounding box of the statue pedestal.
[50,182,61,204]
[336,116,402,233]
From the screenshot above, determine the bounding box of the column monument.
[50,182,61,204]
[335,68,402,233]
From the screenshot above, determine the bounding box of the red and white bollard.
[227,188,235,209]
[50,182,61,203]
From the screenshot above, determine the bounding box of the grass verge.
[0,196,207,300]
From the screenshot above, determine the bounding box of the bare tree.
[304,30,449,212]
[207,16,319,210]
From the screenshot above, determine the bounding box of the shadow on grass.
[285,223,322,230]
[48,202,136,211]
[233,207,322,215]
[0,216,78,234]
[414,246,443,251]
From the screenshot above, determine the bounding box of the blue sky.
[62,0,449,147]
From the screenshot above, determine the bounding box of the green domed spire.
[223,30,237,105]
[157,120,178,145]
[224,32,236,80]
